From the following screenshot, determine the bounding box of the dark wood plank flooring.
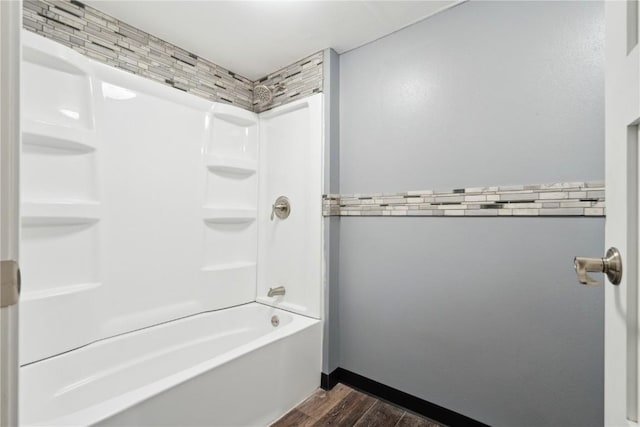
[271,384,444,427]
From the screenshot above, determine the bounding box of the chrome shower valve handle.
[270,196,291,221]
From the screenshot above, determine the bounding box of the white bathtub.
[20,303,322,426]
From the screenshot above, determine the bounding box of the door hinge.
[0,260,20,307]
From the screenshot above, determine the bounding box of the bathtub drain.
[271,315,280,327]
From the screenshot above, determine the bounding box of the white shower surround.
[20,31,324,426]
[257,99,324,318]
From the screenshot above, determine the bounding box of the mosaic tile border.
[323,182,605,217]
[23,0,325,112]
[253,51,324,113]
[23,0,254,109]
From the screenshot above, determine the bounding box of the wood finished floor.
[271,383,444,427]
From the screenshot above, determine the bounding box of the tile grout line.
[393,412,408,427]
[353,397,378,425]
[299,388,351,422]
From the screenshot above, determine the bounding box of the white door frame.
[606,1,640,425]
[0,1,21,426]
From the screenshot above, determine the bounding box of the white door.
[601,1,640,425]
[0,1,21,426]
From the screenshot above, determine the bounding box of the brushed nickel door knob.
[574,247,622,286]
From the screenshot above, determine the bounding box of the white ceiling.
[84,1,460,81]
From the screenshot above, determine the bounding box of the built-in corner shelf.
[23,40,90,76]
[202,207,257,224]
[22,201,101,226]
[200,262,257,287]
[22,119,96,153]
[204,155,257,175]
[21,282,102,303]
[212,111,257,128]
[201,261,256,272]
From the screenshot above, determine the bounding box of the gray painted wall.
[339,219,603,427]
[340,1,604,194]
[337,1,604,426]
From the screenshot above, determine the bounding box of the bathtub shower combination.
[19,31,324,426]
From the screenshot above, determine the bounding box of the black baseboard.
[322,367,489,427]
[320,368,340,390]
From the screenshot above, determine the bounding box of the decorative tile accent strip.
[22,0,325,113]
[323,182,605,217]
[253,51,324,113]
[23,0,255,110]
